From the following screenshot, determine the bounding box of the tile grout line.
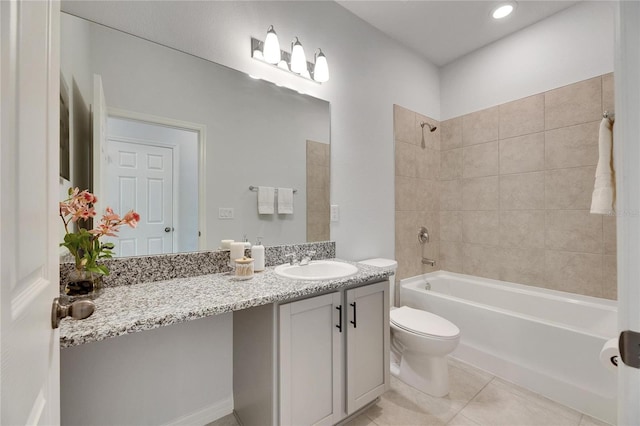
[446,376,497,425]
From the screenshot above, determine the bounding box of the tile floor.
[208,358,611,426]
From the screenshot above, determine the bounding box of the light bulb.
[290,37,307,74]
[300,68,311,79]
[263,25,281,64]
[313,49,329,82]
[492,3,515,19]
[252,49,264,60]
[277,60,289,70]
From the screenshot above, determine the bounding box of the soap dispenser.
[252,237,265,272]
[242,234,252,249]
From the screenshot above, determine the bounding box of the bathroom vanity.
[59,254,391,426]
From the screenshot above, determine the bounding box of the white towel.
[277,187,294,214]
[590,118,615,215]
[258,186,275,214]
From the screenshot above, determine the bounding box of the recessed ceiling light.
[492,3,515,19]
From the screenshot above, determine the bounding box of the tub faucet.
[422,258,436,267]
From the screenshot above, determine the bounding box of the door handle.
[336,305,342,333]
[164,227,174,232]
[51,297,95,329]
[350,302,357,328]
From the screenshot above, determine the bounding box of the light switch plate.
[218,208,234,219]
[330,205,339,222]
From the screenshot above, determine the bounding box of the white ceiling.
[337,0,581,67]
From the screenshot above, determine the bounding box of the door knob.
[165,227,171,232]
[51,297,95,329]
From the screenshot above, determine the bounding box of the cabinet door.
[280,292,343,426]
[346,281,390,414]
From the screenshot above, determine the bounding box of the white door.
[615,2,640,424]
[279,293,342,426]
[106,140,174,256]
[346,281,390,415]
[0,1,61,424]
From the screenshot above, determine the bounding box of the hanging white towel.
[258,186,275,214]
[277,187,294,214]
[590,118,615,215]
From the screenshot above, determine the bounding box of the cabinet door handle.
[350,302,357,328]
[336,305,342,333]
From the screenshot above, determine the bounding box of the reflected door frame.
[107,107,207,251]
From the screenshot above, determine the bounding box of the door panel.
[279,293,342,426]
[105,140,173,256]
[1,1,60,424]
[346,281,390,414]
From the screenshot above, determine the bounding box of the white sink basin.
[274,260,358,281]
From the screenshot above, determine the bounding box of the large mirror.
[60,12,331,257]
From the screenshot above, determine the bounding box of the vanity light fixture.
[491,2,516,19]
[262,25,281,64]
[313,49,329,83]
[290,37,307,74]
[250,26,330,84]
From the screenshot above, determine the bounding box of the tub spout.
[422,258,436,266]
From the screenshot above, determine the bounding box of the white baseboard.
[163,396,234,426]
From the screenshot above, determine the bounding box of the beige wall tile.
[463,141,499,178]
[462,106,499,146]
[440,148,463,181]
[417,179,440,212]
[416,114,440,151]
[499,94,544,139]
[395,140,418,178]
[545,166,596,210]
[602,73,614,115]
[394,104,416,144]
[500,210,545,249]
[441,211,462,242]
[603,254,617,300]
[395,176,417,211]
[499,172,544,210]
[417,146,440,180]
[395,210,420,280]
[440,241,463,273]
[307,186,330,214]
[307,211,329,242]
[545,250,603,297]
[306,140,329,166]
[441,179,462,211]
[441,117,462,151]
[603,215,617,255]
[545,210,603,253]
[419,211,440,273]
[500,248,546,286]
[463,243,501,280]
[462,176,499,210]
[545,121,599,169]
[545,77,602,130]
[462,211,500,246]
[499,133,545,175]
[307,163,330,189]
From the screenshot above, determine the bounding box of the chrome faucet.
[284,253,298,266]
[300,250,316,266]
[422,258,436,267]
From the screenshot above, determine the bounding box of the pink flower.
[123,210,140,228]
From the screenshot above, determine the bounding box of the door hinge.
[619,330,640,369]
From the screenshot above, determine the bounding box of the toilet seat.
[390,306,460,340]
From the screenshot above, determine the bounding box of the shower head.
[420,121,437,132]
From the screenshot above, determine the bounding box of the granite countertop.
[59,259,392,348]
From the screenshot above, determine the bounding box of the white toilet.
[359,258,460,397]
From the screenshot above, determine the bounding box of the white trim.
[614,1,640,424]
[10,274,49,321]
[107,107,207,250]
[161,396,233,426]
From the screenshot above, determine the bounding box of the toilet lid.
[390,306,460,339]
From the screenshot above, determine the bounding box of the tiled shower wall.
[306,140,330,242]
[395,73,617,300]
[394,105,441,281]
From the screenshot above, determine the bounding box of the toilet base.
[394,352,450,397]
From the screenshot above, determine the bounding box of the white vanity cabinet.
[233,279,390,426]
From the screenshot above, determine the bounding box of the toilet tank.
[358,258,398,307]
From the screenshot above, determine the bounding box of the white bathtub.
[400,271,617,424]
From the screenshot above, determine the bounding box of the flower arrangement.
[60,187,139,276]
